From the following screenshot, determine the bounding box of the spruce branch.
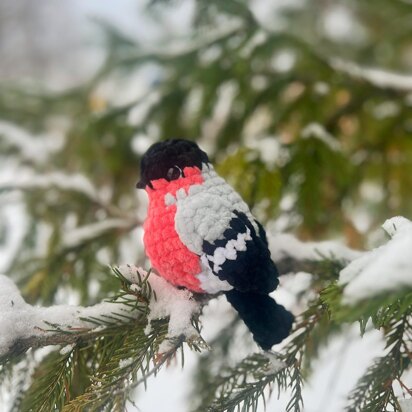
[19,349,76,412]
[0,267,208,411]
[193,298,330,412]
[0,236,357,361]
[346,314,412,412]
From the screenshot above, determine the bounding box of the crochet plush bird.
[136,139,293,350]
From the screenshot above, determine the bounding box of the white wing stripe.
[206,228,252,273]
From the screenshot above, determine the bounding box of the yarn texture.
[139,139,294,349]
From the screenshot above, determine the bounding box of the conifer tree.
[0,0,411,411]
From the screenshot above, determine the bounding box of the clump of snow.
[399,398,412,412]
[118,357,134,368]
[321,5,366,43]
[269,232,361,264]
[275,272,317,311]
[262,351,287,375]
[381,216,412,237]
[131,133,155,155]
[301,123,341,152]
[372,101,400,119]
[118,264,147,284]
[340,216,412,304]
[313,82,330,95]
[59,344,75,355]
[271,50,296,73]
[245,136,288,168]
[0,275,138,357]
[117,265,200,350]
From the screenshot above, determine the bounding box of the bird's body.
[138,139,293,350]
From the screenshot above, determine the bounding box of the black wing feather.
[202,211,279,293]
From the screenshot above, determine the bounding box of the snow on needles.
[269,232,361,263]
[0,274,137,357]
[62,218,136,249]
[0,169,99,201]
[340,216,412,304]
[301,122,341,152]
[0,266,200,357]
[398,398,412,412]
[118,265,200,346]
[0,120,65,164]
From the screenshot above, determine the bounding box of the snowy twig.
[0,121,65,164]
[331,58,412,92]
[0,169,135,220]
[112,334,186,398]
[0,268,202,361]
[0,275,141,361]
[0,232,363,362]
[301,123,341,152]
[269,233,362,275]
[274,256,336,276]
[62,218,139,249]
[0,170,99,201]
[115,23,243,66]
[1,328,103,362]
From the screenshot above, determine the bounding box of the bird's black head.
[136,139,209,189]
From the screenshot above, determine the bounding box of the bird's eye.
[166,165,184,181]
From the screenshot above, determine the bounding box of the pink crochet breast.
[143,166,204,292]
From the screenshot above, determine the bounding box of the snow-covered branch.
[0,169,99,201]
[62,218,139,249]
[0,121,65,164]
[5,217,406,362]
[0,274,139,360]
[269,232,362,275]
[0,267,200,360]
[301,123,341,152]
[340,216,412,304]
[0,168,134,220]
[118,22,242,65]
[331,58,412,92]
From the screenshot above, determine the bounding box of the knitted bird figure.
[136,139,293,350]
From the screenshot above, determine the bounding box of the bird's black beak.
[136,179,146,189]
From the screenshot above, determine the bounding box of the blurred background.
[0,0,411,410]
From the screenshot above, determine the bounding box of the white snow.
[128,92,161,127]
[118,357,134,368]
[0,121,65,164]
[0,274,138,357]
[301,123,341,152]
[321,5,366,43]
[59,344,75,355]
[131,133,156,156]
[62,218,136,249]
[117,265,200,349]
[262,351,287,375]
[0,169,99,201]
[340,216,412,304]
[245,136,286,168]
[332,58,412,92]
[399,398,412,412]
[372,101,400,119]
[271,50,296,73]
[0,202,28,273]
[269,232,362,264]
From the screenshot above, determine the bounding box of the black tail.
[225,290,294,350]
